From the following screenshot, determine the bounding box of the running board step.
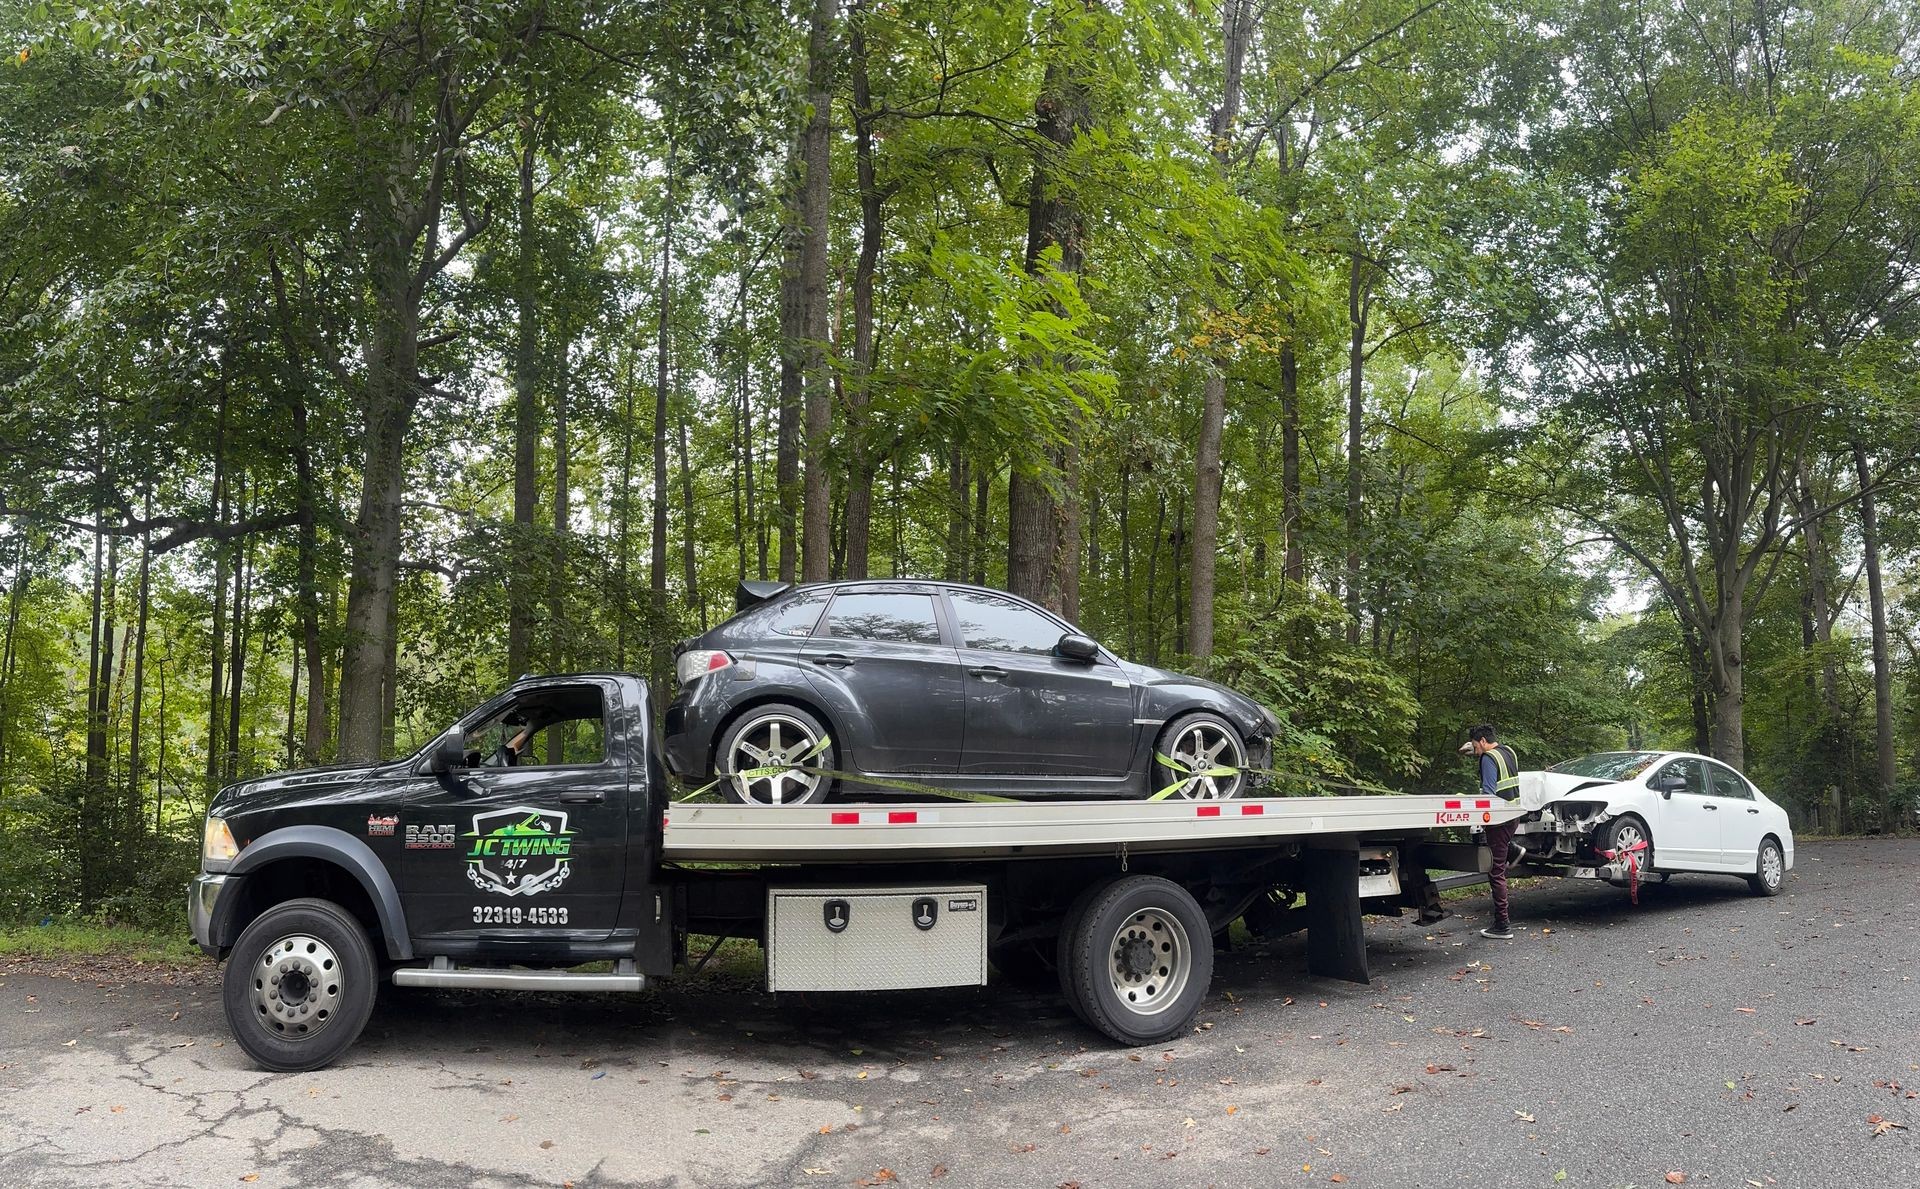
[392,957,645,992]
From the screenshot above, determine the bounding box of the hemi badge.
[1197,805,1222,818]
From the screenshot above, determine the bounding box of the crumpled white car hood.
[1511,771,1622,814]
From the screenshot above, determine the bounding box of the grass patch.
[0,920,202,963]
[681,934,764,985]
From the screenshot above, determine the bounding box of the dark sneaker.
[1480,924,1514,940]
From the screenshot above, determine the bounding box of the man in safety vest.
[1460,724,1521,939]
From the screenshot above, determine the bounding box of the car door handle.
[558,790,605,804]
[1747,808,1760,814]
[967,665,1007,681]
[1703,803,1718,811]
[810,653,853,668]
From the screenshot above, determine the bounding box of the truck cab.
[191,675,673,1069]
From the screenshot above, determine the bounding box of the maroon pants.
[1486,819,1518,926]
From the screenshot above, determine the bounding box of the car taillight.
[676,649,734,686]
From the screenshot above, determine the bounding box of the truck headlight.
[203,815,239,867]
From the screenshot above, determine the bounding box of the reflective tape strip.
[1445,800,1462,809]
[828,810,941,826]
[1197,806,1221,818]
[1241,804,1264,816]
[1476,799,1491,809]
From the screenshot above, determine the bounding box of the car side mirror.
[1653,773,1684,798]
[428,732,466,775]
[1056,633,1100,662]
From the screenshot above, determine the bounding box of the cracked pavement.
[3,838,1917,1187]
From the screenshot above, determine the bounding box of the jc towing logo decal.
[464,807,574,897]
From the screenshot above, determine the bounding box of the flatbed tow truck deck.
[188,672,1524,1071]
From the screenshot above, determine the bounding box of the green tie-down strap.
[1147,750,1243,801]
[674,736,1020,805]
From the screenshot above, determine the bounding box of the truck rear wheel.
[222,897,378,1072]
[1059,875,1212,1046]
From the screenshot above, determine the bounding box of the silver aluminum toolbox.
[766,884,988,992]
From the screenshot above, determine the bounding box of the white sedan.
[1509,750,1793,895]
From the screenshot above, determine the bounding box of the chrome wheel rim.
[726,714,825,805]
[1612,822,1649,868]
[1107,907,1192,1016]
[251,934,342,1039]
[1165,721,1245,799]
[1760,843,1783,888]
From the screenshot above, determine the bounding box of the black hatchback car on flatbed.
[663,580,1278,805]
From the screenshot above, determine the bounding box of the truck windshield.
[1547,751,1663,780]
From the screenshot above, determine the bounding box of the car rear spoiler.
[736,580,793,613]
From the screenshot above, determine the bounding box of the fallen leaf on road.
[1735,1007,1756,1014]
[1226,1105,1238,1115]
[1514,1111,1535,1123]
[1666,1173,1687,1184]
[1183,1117,1198,1128]
[1794,1019,1816,1026]
[1383,1102,1403,1113]
[1010,1142,1037,1153]
[1521,1020,1545,1029]
[1868,1115,1907,1137]
[930,1164,947,1179]
[1553,1027,1574,1034]
[1331,1176,1347,1183]
[539,1140,555,1149]
[802,1169,828,1177]
[1390,1085,1414,1095]
[239,1177,258,1184]
[855,1071,869,1080]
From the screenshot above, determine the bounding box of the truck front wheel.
[1059,875,1213,1046]
[222,897,378,1072]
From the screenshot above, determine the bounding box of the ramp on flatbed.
[662,794,1523,863]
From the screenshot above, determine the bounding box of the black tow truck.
[191,673,1519,1071]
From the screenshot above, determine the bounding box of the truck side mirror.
[1056,633,1100,662]
[428,732,466,775]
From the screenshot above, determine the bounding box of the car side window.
[1651,758,1706,796]
[464,685,607,767]
[949,590,1068,656]
[755,591,828,638]
[1707,762,1752,800]
[821,592,943,645]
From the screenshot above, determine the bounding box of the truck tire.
[715,704,835,806]
[1059,875,1213,1046]
[222,897,378,1073]
[1748,837,1786,897]
[1152,712,1247,799]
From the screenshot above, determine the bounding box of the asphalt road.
[3,839,1916,1189]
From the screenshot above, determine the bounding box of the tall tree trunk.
[0,538,28,828]
[1280,332,1304,586]
[1853,443,1896,830]
[226,500,251,781]
[267,246,331,764]
[126,513,151,843]
[972,466,990,586]
[846,4,884,579]
[1707,599,1745,771]
[82,525,108,906]
[616,350,636,671]
[651,185,677,697]
[799,0,840,582]
[551,365,571,675]
[1188,0,1253,662]
[1119,459,1134,657]
[338,237,424,762]
[677,404,703,626]
[1007,36,1094,614]
[1796,457,1844,829]
[509,104,543,681]
[775,147,804,585]
[946,445,970,581]
[1344,252,1370,646]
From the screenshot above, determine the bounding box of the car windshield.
[1547,751,1664,780]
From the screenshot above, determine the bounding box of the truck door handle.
[811,653,853,668]
[967,666,1006,681]
[558,791,605,804]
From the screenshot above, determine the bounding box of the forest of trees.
[2,0,1916,925]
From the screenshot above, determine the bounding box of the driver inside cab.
[466,713,539,767]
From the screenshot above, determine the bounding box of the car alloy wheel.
[1163,717,1246,799]
[725,712,827,805]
